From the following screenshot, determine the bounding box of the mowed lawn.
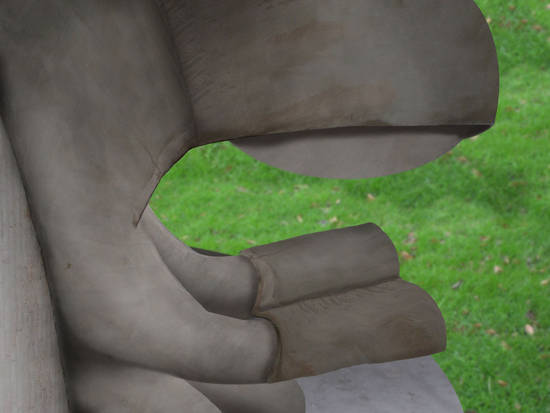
[151,1,550,411]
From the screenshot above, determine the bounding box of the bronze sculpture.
[0,1,498,411]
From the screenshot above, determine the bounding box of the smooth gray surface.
[232,126,463,179]
[298,357,463,413]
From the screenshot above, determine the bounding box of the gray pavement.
[298,356,463,413]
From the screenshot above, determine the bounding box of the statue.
[0,1,498,411]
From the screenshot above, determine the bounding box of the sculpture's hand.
[0,0,495,408]
[141,206,259,319]
[54,220,278,385]
[144,213,446,382]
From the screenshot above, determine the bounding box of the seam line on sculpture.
[133,131,189,226]
[253,274,403,313]
[151,0,199,145]
[241,223,376,259]
[133,1,202,227]
[203,122,495,148]
[252,311,284,382]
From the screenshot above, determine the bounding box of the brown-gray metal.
[0,0,279,405]
[0,0,495,411]
[157,0,499,178]
[241,224,446,381]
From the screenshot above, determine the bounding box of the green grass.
[151,1,550,411]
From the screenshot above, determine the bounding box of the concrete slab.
[297,356,462,413]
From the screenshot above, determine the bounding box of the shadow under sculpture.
[0,0,498,412]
